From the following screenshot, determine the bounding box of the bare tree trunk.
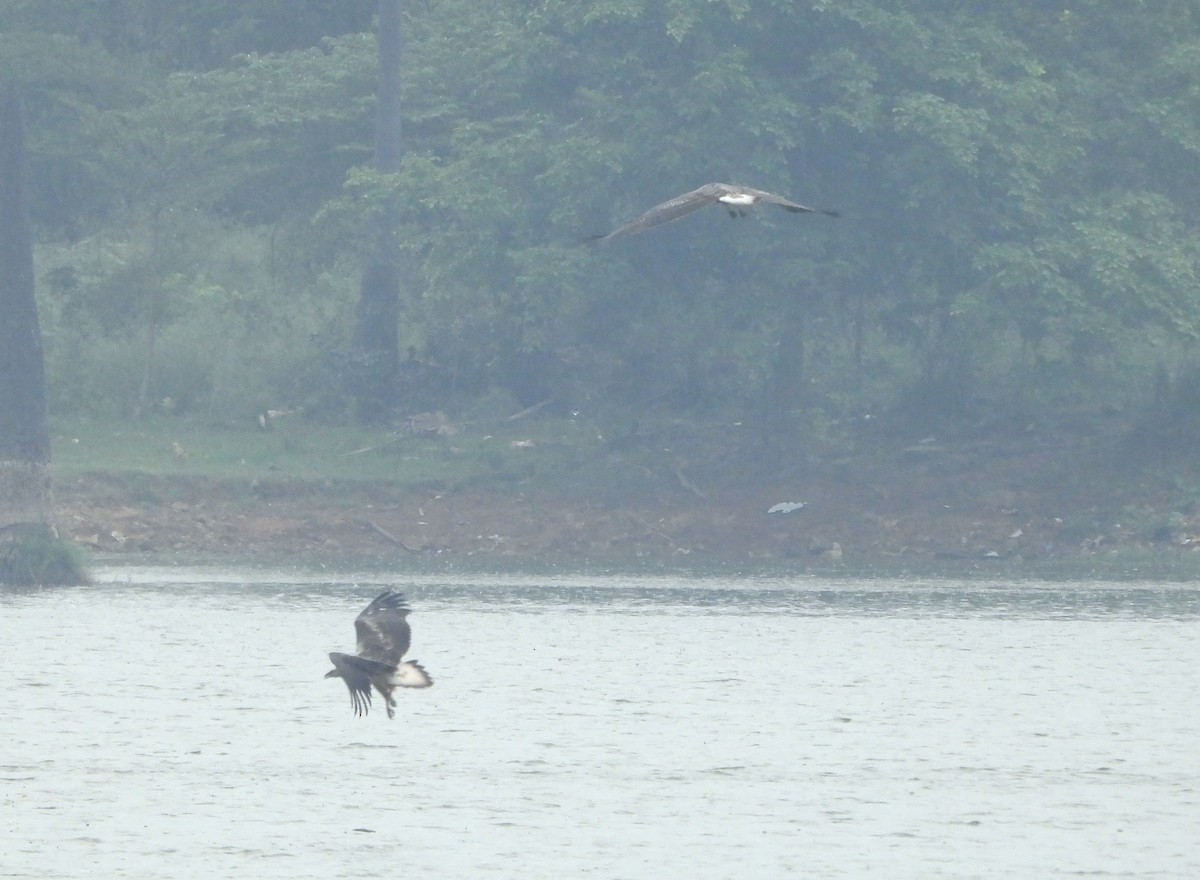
[0,80,56,538]
[132,205,165,419]
[761,298,807,447]
[350,0,403,423]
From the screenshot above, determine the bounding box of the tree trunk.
[0,81,55,537]
[761,299,807,447]
[350,0,403,422]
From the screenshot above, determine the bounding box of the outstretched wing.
[728,184,839,217]
[329,651,393,717]
[593,183,726,242]
[354,590,413,666]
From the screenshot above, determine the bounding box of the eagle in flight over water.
[325,590,433,719]
[592,182,838,242]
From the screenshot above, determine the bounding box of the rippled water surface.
[3,569,1198,879]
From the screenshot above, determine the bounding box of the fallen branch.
[507,398,553,421]
[343,436,401,457]
[361,518,421,552]
[629,512,681,549]
[672,464,707,500]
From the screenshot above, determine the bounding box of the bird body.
[593,182,838,242]
[716,191,758,208]
[325,590,432,719]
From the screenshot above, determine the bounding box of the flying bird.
[592,182,838,242]
[325,590,433,719]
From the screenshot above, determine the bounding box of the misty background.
[3,2,1199,454]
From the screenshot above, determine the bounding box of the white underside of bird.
[717,193,757,207]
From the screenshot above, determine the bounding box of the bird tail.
[391,660,433,688]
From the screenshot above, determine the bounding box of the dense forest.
[3,1,1199,452]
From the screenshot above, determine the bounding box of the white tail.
[392,660,433,689]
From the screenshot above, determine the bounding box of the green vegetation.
[2,3,1199,459]
[50,411,666,500]
[0,528,88,586]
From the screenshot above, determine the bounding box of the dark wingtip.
[781,205,839,217]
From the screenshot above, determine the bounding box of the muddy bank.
[53,431,1200,571]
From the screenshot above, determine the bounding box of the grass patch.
[48,414,649,497]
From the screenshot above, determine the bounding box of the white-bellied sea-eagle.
[593,182,838,242]
[325,590,432,719]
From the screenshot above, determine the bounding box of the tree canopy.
[2,0,1198,439]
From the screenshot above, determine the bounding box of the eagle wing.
[730,184,839,217]
[593,182,837,241]
[329,652,393,716]
[353,590,413,666]
[594,183,726,241]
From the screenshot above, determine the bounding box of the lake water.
[2,568,1198,879]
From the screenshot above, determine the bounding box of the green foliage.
[6,0,1200,441]
[48,412,626,499]
[38,217,355,420]
[0,529,89,586]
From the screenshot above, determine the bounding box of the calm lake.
[2,567,1198,879]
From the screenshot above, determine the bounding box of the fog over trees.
[3,2,1199,446]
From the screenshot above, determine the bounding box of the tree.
[348,0,403,422]
[11,0,1200,444]
[0,81,50,519]
[0,80,83,584]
